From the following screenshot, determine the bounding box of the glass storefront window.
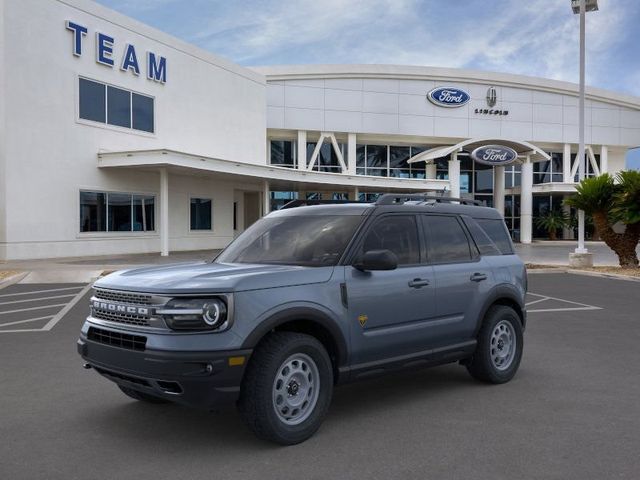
[190,198,212,230]
[133,195,155,231]
[270,141,296,168]
[80,191,106,232]
[80,191,155,233]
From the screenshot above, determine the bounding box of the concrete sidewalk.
[515,241,639,266]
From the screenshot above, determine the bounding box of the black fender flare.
[474,284,526,335]
[241,306,349,367]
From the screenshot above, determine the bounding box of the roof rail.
[375,193,485,206]
[280,199,366,209]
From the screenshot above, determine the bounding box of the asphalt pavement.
[0,273,639,480]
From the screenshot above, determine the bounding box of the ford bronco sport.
[78,194,527,445]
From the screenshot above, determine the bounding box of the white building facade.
[1,0,639,260]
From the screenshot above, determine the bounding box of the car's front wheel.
[466,305,523,384]
[238,331,333,445]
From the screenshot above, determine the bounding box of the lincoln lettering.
[66,21,167,83]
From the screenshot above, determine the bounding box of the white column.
[263,180,270,216]
[563,143,573,183]
[349,187,359,201]
[347,133,357,175]
[493,165,505,216]
[448,153,460,198]
[297,130,307,170]
[426,162,437,180]
[600,145,608,174]
[520,157,533,244]
[160,168,169,256]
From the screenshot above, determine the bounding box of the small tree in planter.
[535,209,569,240]
[565,171,640,267]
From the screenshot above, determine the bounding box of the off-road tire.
[118,385,170,404]
[238,331,333,445]
[466,305,523,384]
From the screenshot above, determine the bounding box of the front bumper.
[77,333,252,409]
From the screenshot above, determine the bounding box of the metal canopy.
[407,138,551,164]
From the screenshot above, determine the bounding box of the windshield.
[216,215,363,267]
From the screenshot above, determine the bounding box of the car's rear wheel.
[466,305,523,384]
[238,331,333,445]
[118,385,170,404]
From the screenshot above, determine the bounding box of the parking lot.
[1,273,639,480]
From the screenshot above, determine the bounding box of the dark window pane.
[366,145,387,169]
[389,146,410,169]
[108,193,132,231]
[423,215,472,263]
[107,86,131,128]
[356,145,366,168]
[551,152,563,174]
[191,198,212,230]
[79,79,105,123]
[132,93,154,133]
[80,191,106,232]
[475,169,493,193]
[460,156,473,171]
[133,195,155,231]
[271,140,296,167]
[476,219,514,254]
[463,217,501,256]
[361,216,420,265]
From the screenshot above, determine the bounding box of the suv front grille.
[94,288,153,305]
[92,310,151,326]
[88,327,147,351]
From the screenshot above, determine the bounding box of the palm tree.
[535,209,569,240]
[565,172,640,267]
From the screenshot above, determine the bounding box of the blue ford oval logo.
[471,145,518,166]
[427,87,470,108]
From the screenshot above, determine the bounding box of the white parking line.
[0,303,68,315]
[42,283,93,331]
[0,293,78,306]
[0,286,83,298]
[527,292,602,313]
[0,315,53,328]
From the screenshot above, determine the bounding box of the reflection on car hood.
[93,261,334,294]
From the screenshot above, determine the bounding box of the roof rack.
[280,199,366,209]
[375,193,485,206]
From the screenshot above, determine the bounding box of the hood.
[94,261,334,294]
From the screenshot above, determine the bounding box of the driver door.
[345,214,436,367]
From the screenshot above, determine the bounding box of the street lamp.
[570,0,597,263]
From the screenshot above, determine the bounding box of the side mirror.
[353,249,398,271]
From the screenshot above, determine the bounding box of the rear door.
[421,214,493,346]
[345,214,436,366]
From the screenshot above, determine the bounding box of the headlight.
[158,298,228,331]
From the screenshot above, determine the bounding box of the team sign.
[66,21,167,84]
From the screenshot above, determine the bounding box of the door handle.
[470,273,488,282]
[408,278,430,288]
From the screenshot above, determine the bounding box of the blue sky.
[95,0,640,169]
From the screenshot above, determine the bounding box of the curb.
[0,271,30,290]
[526,267,640,282]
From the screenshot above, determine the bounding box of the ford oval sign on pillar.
[427,87,470,108]
[471,145,518,166]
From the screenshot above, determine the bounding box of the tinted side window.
[361,216,420,265]
[422,215,472,263]
[462,217,501,256]
[476,218,514,254]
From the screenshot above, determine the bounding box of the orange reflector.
[228,356,245,366]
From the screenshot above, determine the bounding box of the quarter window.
[190,198,212,230]
[422,215,472,263]
[360,216,420,265]
[78,78,154,133]
[80,191,155,233]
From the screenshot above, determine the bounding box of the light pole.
[570,0,597,264]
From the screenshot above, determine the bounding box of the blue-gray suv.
[77,194,527,444]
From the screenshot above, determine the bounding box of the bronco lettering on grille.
[92,300,149,316]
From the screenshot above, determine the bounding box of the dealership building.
[1,0,640,260]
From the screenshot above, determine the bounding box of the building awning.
[96,149,450,192]
[407,138,551,164]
